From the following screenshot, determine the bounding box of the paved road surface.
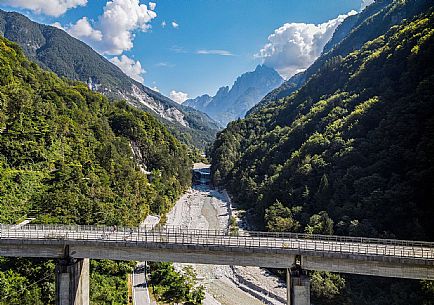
[132,263,154,305]
[134,215,160,305]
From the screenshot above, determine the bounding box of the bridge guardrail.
[0,224,433,260]
[17,224,434,248]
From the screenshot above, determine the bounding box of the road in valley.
[132,263,154,305]
[132,217,160,305]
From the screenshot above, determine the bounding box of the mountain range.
[0,9,220,148]
[248,0,429,115]
[210,0,434,303]
[184,65,283,126]
[0,29,197,302]
[1,0,434,303]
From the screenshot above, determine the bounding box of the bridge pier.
[55,257,89,305]
[287,265,310,305]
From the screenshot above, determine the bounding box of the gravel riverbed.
[165,185,287,305]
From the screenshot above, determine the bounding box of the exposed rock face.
[0,9,220,148]
[184,65,283,126]
[129,85,189,127]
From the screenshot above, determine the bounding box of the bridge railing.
[2,223,433,248]
[0,224,433,260]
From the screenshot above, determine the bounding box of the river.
[165,185,287,305]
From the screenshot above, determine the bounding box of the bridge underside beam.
[0,241,433,280]
[69,243,298,268]
[69,244,434,280]
[302,255,434,280]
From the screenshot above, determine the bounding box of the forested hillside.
[210,6,434,305]
[0,9,220,149]
[0,36,192,304]
[249,0,431,114]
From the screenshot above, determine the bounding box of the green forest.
[1,0,434,304]
[0,35,193,304]
[210,5,434,305]
[148,262,205,304]
[0,9,221,150]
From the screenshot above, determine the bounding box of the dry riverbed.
[165,185,287,305]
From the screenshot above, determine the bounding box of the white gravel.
[165,185,287,305]
[140,215,160,228]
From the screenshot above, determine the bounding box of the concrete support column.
[287,267,310,305]
[56,258,89,305]
[287,268,291,305]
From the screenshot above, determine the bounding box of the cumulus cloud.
[110,55,145,83]
[171,21,179,29]
[197,49,233,56]
[2,0,87,17]
[170,90,188,104]
[161,21,167,28]
[67,17,102,41]
[258,10,357,78]
[52,22,65,30]
[361,0,375,10]
[63,0,157,55]
[148,2,156,10]
[150,86,159,92]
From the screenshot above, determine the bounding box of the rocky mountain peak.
[184,65,283,126]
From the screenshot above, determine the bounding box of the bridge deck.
[1,224,433,280]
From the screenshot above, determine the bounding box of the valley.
[164,185,287,305]
[0,0,433,304]
[0,9,220,149]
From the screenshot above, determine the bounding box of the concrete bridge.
[1,224,433,305]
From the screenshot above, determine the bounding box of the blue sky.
[0,0,367,101]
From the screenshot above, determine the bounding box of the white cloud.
[361,0,375,10]
[161,21,166,28]
[156,62,174,67]
[197,49,233,56]
[170,90,188,104]
[150,86,159,92]
[148,2,156,10]
[171,21,179,29]
[258,10,357,78]
[110,55,145,83]
[63,0,157,55]
[170,45,187,53]
[52,22,65,30]
[2,0,87,17]
[67,17,102,41]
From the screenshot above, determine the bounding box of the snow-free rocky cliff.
[0,9,220,148]
[184,65,284,126]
